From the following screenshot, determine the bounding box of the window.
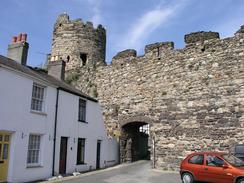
[78,99,86,122]
[139,124,150,135]
[207,155,224,167]
[188,155,204,165]
[80,53,87,66]
[77,138,85,164]
[31,83,45,112]
[27,134,41,165]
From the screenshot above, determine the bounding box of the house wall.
[0,67,56,182]
[54,90,118,174]
[0,64,119,182]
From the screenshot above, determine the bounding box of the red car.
[180,152,244,183]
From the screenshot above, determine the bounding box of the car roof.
[188,152,227,156]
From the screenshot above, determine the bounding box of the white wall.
[0,66,119,182]
[54,90,119,174]
[105,137,119,167]
[0,67,56,182]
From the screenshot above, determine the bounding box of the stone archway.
[119,115,153,163]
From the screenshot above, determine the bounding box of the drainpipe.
[153,136,156,168]
[52,88,59,176]
[118,137,121,164]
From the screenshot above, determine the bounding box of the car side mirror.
[222,164,229,169]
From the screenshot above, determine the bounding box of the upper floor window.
[78,99,86,122]
[31,83,45,112]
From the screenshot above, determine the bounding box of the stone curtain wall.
[94,30,244,170]
[51,14,244,170]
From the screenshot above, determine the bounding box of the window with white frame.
[78,99,86,122]
[31,83,45,112]
[27,134,41,165]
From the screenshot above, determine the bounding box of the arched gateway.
[119,116,154,163]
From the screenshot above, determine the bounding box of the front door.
[59,137,68,174]
[0,133,11,183]
[96,140,101,169]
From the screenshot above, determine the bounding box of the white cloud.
[87,0,103,26]
[215,15,244,38]
[118,0,188,51]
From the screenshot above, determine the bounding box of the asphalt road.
[61,161,182,183]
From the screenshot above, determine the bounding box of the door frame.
[59,137,68,174]
[0,132,11,183]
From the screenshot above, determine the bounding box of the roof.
[0,55,97,102]
[188,152,227,156]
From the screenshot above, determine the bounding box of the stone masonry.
[50,13,105,97]
[50,14,244,170]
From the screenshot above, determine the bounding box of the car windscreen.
[222,154,244,167]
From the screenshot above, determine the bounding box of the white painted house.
[0,35,118,183]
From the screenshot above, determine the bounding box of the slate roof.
[0,55,97,102]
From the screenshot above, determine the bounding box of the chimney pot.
[21,33,27,42]
[7,34,29,65]
[12,36,17,43]
[17,33,23,42]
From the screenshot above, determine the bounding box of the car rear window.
[188,155,204,165]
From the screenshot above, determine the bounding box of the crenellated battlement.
[54,13,105,34]
[112,49,137,65]
[110,26,244,66]
[51,13,244,71]
[184,31,220,45]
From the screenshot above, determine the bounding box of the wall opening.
[156,47,160,57]
[66,55,70,63]
[80,53,87,66]
[120,122,150,163]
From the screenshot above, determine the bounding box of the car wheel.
[237,178,244,183]
[182,172,194,183]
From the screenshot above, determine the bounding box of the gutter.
[58,87,98,102]
[52,88,59,176]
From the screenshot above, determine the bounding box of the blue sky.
[0,0,244,66]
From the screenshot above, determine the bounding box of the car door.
[186,154,206,181]
[201,154,234,183]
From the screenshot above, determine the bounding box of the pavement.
[43,160,182,183]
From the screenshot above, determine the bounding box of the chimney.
[47,59,66,80]
[7,33,29,65]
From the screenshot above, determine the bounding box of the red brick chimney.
[7,33,29,65]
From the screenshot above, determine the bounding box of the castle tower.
[50,13,106,70]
